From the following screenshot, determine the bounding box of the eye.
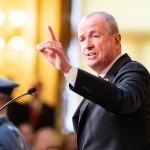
[92,35,99,38]
[79,37,85,42]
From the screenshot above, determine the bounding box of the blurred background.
[0,0,150,135]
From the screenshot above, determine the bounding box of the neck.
[94,53,122,74]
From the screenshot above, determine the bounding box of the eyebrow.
[78,30,100,39]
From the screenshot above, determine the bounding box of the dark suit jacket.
[0,116,30,150]
[70,54,150,150]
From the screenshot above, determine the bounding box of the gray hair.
[84,11,119,35]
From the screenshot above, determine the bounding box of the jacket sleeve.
[69,62,150,115]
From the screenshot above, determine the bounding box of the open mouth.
[86,53,96,59]
[87,53,96,56]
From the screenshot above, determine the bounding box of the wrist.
[62,65,72,74]
[64,66,78,86]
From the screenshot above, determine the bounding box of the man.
[36,11,150,149]
[0,77,30,150]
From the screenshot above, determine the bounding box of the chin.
[86,60,96,66]
[87,63,95,68]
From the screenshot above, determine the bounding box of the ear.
[113,33,121,53]
[115,33,121,45]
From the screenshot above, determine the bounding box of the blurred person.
[27,80,55,131]
[8,79,55,131]
[19,121,35,148]
[8,99,29,127]
[0,77,30,150]
[63,132,77,150]
[32,127,63,150]
[36,11,150,150]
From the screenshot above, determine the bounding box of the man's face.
[78,14,120,73]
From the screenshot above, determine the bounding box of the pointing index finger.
[48,25,57,42]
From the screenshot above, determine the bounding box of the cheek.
[80,45,85,56]
[96,47,109,62]
[81,49,85,57]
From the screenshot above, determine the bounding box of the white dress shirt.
[65,54,122,86]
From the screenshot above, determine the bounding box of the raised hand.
[36,25,71,74]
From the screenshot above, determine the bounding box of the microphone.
[26,87,37,95]
[0,87,37,111]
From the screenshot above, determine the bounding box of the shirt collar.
[99,53,122,78]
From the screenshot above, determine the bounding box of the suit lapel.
[106,53,131,75]
[79,99,90,120]
[72,99,90,135]
[103,74,115,82]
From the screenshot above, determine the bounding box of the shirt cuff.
[64,66,78,86]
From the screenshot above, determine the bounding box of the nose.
[85,38,94,50]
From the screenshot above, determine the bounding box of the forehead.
[78,14,106,36]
